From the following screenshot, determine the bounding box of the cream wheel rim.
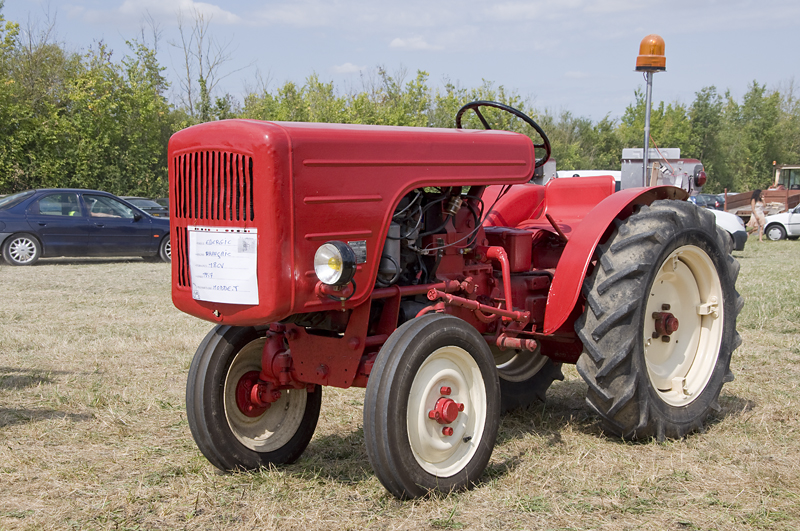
[406,345,487,477]
[643,245,724,406]
[223,338,308,452]
[493,345,547,382]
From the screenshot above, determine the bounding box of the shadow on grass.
[0,367,74,390]
[0,408,94,428]
[297,427,374,485]
[709,394,756,425]
[498,378,756,447]
[222,380,754,491]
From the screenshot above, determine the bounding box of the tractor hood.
[169,119,536,325]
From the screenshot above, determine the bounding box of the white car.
[710,209,747,251]
[764,205,800,241]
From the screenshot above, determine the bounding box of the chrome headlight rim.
[314,240,357,286]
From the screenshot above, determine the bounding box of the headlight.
[314,241,357,286]
[736,215,745,228]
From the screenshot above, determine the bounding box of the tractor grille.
[172,151,255,222]
[175,226,190,287]
[172,150,256,288]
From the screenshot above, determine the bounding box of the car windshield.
[0,190,35,210]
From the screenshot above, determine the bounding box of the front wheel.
[2,233,41,265]
[765,224,786,241]
[364,314,501,498]
[158,235,171,262]
[186,325,321,471]
[576,201,742,440]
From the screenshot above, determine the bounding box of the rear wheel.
[575,200,742,440]
[186,325,321,471]
[491,344,564,413]
[364,314,500,498]
[3,233,41,266]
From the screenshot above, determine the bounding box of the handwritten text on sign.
[188,226,258,305]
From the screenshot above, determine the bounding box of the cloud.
[124,0,241,23]
[331,62,365,74]
[389,36,442,51]
[81,0,242,25]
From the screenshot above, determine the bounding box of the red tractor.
[169,101,742,499]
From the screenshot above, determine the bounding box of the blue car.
[0,189,171,266]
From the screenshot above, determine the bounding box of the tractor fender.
[542,185,688,334]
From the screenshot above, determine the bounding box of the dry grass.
[1,239,798,530]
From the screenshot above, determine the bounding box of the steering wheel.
[455,100,551,168]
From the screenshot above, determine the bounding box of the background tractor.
[168,101,742,499]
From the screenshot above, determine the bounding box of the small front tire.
[186,325,321,471]
[364,314,501,499]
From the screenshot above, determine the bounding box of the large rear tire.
[575,200,742,440]
[364,314,501,498]
[186,325,321,471]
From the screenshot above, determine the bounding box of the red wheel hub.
[236,371,269,417]
[428,397,464,425]
[653,312,679,336]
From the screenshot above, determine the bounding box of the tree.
[688,86,725,191]
[169,9,244,122]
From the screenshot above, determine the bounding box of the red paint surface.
[169,120,535,326]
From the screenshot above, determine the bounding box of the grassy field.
[1,238,799,530]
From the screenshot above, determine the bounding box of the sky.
[5,0,800,121]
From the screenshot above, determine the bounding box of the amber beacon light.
[635,34,666,186]
[636,34,666,72]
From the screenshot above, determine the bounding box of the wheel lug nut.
[442,427,454,436]
[440,386,451,395]
[458,403,464,412]
[429,410,440,420]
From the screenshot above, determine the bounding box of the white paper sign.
[188,226,259,305]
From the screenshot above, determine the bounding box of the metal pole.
[642,71,653,187]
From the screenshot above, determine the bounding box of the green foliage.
[1,3,800,197]
[618,89,693,157]
[0,6,175,197]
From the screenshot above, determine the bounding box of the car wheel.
[2,233,42,266]
[575,200,742,441]
[159,235,171,262]
[765,224,786,241]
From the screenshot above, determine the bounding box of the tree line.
[1,5,798,197]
